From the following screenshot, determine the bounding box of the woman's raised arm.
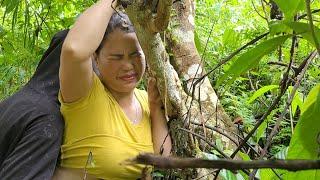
[59,0,116,103]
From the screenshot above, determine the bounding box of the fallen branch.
[126,153,320,171]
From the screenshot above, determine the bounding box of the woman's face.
[95,29,146,93]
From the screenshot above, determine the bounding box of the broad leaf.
[248,85,279,104]
[216,35,290,87]
[285,84,320,179]
[259,169,282,180]
[285,22,320,48]
[269,20,291,36]
[274,0,305,20]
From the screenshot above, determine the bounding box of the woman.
[54,0,172,179]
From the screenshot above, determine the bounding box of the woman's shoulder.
[59,73,105,111]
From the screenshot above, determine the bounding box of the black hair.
[96,12,135,54]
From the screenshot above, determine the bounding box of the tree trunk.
[125,0,238,178]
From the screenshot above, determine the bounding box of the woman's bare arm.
[148,78,172,156]
[59,0,116,103]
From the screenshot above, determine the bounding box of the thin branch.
[251,0,267,21]
[261,51,315,159]
[191,121,261,157]
[178,128,230,159]
[229,92,285,159]
[298,9,320,20]
[295,50,317,76]
[267,61,299,72]
[191,121,239,146]
[250,34,298,179]
[126,153,320,171]
[194,32,269,86]
[260,0,269,22]
[184,15,216,127]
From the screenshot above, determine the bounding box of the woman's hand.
[147,77,163,111]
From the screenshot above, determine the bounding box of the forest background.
[0,0,319,179]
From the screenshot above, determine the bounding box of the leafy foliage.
[196,0,320,178]
[285,84,320,179]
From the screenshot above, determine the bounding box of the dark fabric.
[0,30,69,180]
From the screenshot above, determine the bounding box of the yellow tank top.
[59,74,154,180]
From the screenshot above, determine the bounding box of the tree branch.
[126,153,320,171]
[149,0,173,32]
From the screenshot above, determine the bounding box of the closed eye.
[130,51,142,58]
[108,55,123,60]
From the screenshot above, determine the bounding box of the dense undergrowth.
[0,0,319,179]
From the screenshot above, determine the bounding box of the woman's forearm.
[62,0,115,61]
[150,107,172,156]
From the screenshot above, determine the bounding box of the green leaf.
[260,147,288,179]
[269,20,291,36]
[285,84,320,179]
[238,152,251,161]
[273,0,305,20]
[223,29,238,47]
[220,169,239,180]
[274,146,288,160]
[259,169,280,180]
[216,35,290,87]
[194,30,204,54]
[256,120,267,142]
[248,85,279,104]
[2,0,21,14]
[288,86,304,116]
[285,22,320,48]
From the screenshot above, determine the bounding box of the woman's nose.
[122,57,134,70]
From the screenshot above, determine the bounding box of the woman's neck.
[107,88,135,107]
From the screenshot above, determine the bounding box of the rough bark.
[124,0,238,178]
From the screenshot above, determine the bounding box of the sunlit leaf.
[248,85,279,104]
[223,29,238,47]
[259,169,281,180]
[274,0,305,20]
[288,86,304,116]
[238,152,251,161]
[285,84,320,179]
[269,20,291,36]
[256,120,267,142]
[275,146,288,159]
[285,22,320,48]
[216,35,290,87]
[2,0,21,14]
